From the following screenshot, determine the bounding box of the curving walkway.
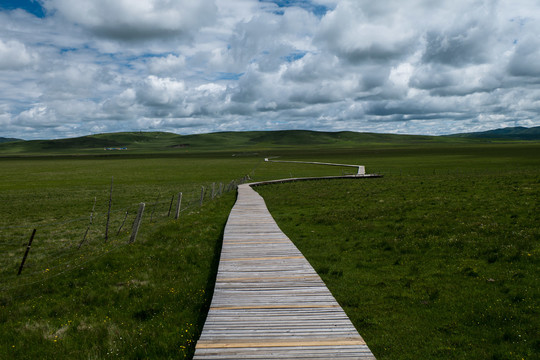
[193,183,376,359]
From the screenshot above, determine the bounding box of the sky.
[1,0,540,140]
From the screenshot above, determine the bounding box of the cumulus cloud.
[136,76,186,107]
[0,39,38,70]
[16,104,57,127]
[0,0,540,140]
[148,54,187,75]
[44,0,217,41]
[508,35,540,77]
[316,0,415,63]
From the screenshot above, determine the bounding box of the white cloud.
[316,0,416,63]
[508,35,540,77]
[0,39,38,70]
[44,0,217,41]
[1,0,540,140]
[16,104,57,127]
[148,54,186,75]
[136,76,186,107]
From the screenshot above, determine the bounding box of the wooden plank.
[196,339,367,349]
[210,304,341,310]
[222,256,304,262]
[193,184,376,359]
[216,275,320,281]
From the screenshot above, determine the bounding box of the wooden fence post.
[211,182,216,200]
[219,182,223,196]
[167,194,174,217]
[105,176,113,241]
[129,203,145,244]
[116,210,129,236]
[200,186,205,207]
[150,193,160,223]
[79,197,96,249]
[17,229,36,275]
[175,192,182,220]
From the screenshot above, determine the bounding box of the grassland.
[255,144,540,360]
[0,153,259,359]
[1,192,237,359]
[0,131,539,359]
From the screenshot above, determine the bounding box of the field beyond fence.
[0,155,263,358]
[1,174,249,290]
[1,141,539,359]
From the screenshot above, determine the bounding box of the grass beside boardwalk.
[1,139,539,359]
[255,146,539,360]
[0,191,236,359]
[0,154,253,359]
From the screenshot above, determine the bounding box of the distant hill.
[0,137,21,144]
[451,126,540,140]
[178,130,444,148]
[0,132,180,155]
[0,129,523,156]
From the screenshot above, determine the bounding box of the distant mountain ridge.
[1,127,539,156]
[0,130,450,155]
[450,126,540,140]
[0,137,21,144]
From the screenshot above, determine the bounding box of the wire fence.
[0,174,252,294]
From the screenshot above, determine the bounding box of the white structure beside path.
[193,182,376,359]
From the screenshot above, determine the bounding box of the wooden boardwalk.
[194,183,376,359]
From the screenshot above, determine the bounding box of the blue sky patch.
[259,0,332,17]
[214,72,245,81]
[283,51,307,62]
[0,0,45,18]
[60,48,78,54]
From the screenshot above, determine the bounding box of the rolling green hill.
[0,130,495,156]
[0,137,21,144]
[450,126,540,140]
[0,132,179,155]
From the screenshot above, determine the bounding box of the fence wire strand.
[0,175,248,293]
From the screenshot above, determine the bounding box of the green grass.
[255,147,540,359]
[1,136,539,359]
[0,155,258,223]
[1,192,236,359]
[0,154,257,359]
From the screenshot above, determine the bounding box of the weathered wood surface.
[194,184,376,359]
